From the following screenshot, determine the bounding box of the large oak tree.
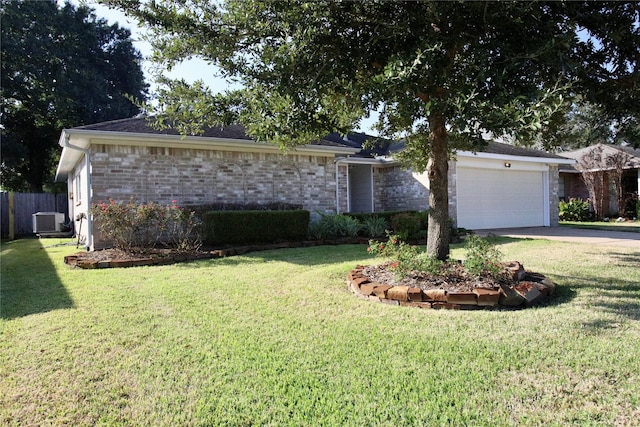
[106,0,639,259]
[1,0,148,192]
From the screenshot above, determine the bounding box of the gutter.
[60,132,93,251]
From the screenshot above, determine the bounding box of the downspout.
[61,133,93,250]
[335,157,350,214]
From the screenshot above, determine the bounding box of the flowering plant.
[368,232,442,278]
[463,235,505,277]
[90,198,200,253]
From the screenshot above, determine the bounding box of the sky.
[62,0,378,134]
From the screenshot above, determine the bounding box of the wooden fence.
[1,192,69,238]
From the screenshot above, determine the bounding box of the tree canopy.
[0,0,148,192]
[106,0,639,259]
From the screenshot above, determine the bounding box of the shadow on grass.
[1,238,74,320]
[550,273,640,322]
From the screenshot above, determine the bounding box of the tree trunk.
[426,115,450,261]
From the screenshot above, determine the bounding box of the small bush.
[559,198,591,222]
[463,235,504,277]
[310,213,362,239]
[91,199,200,252]
[336,215,362,237]
[390,212,423,240]
[308,220,332,240]
[368,233,442,278]
[362,216,389,238]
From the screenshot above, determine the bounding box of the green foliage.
[308,213,362,240]
[361,216,389,238]
[559,198,592,222]
[636,199,640,219]
[202,210,310,245]
[368,233,443,278]
[308,220,332,240]
[390,212,423,241]
[90,199,200,253]
[0,0,148,192]
[108,0,640,259]
[3,239,640,425]
[167,202,202,253]
[463,235,504,278]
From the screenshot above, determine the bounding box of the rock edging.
[347,263,556,310]
[63,240,340,269]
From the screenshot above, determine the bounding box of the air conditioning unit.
[32,212,65,233]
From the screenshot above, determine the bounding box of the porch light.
[504,162,511,168]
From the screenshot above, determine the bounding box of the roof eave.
[456,150,575,165]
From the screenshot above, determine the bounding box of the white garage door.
[457,167,545,229]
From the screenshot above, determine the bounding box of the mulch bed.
[362,261,512,293]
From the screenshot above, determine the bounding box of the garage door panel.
[457,168,545,229]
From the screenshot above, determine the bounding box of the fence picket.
[1,192,69,237]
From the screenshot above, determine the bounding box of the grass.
[1,237,639,426]
[560,220,640,233]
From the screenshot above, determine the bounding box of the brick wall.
[372,165,429,212]
[90,144,337,214]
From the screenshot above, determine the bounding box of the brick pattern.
[372,166,429,211]
[337,164,348,213]
[90,144,336,213]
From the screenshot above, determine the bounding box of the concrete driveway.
[475,226,640,249]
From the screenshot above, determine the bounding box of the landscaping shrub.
[167,202,202,253]
[91,199,201,252]
[367,233,442,277]
[202,210,310,245]
[559,198,591,221]
[187,202,302,218]
[390,212,423,240]
[308,220,332,240]
[310,213,362,239]
[362,216,389,238]
[463,235,504,277]
[347,210,427,230]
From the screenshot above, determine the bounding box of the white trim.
[456,150,575,165]
[56,129,359,178]
[65,128,358,154]
[370,166,375,212]
[543,170,550,226]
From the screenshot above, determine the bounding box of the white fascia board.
[55,128,359,180]
[55,130,91,181]
[456,150,575,165]
[64,129,359,156]
[335,156,391,165]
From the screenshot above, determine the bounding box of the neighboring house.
[559,144,640,216]
[55,117,573,250]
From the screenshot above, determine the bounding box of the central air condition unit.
[32,212,65,233]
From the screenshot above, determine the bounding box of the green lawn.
[1,237,639,426]
[560,220,640,233]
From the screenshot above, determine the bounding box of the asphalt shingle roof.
[72,117,570,160]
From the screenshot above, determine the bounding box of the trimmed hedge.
[202,210,310,246]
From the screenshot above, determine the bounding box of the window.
[75,173,82,205]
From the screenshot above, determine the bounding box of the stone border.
[63,239,354,269]
[347,263,556,310]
